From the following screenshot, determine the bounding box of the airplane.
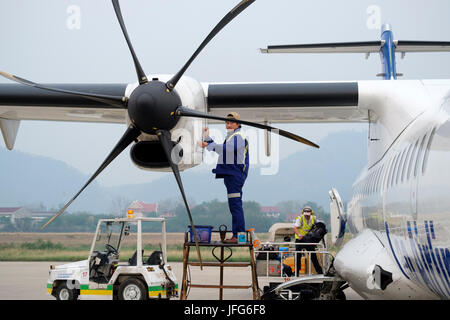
[259,23,450,299]
[0,0,449,300]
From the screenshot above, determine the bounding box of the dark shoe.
[223,237,238,244]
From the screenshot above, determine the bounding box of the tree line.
[0,200,330,233]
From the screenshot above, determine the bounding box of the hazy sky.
[1,0,450,187]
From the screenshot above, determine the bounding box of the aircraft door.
[329,188,346,247]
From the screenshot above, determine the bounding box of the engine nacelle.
[130,140,183,169]
[125,74,206,172]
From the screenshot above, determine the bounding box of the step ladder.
[180,230,260,300]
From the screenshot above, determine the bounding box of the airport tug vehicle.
[46,215,178,300]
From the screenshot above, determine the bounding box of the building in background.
[260,206,281,218]
[126,201,158,218]
[0,207,30,224]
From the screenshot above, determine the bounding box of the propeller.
[40,125,141,230]
[175,106,320,148]
[157,130,203,267]
[166,0,256,91]
[112,0,148,85]
[0,71,127,107]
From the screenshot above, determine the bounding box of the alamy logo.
[366,5,381,30]
[66,5,81,30]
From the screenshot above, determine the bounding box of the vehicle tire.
[55,283,78,301]
[118,279,147,300]
[335,290,346,300]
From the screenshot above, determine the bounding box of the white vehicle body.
[46,217,178,300]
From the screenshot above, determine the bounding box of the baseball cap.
[226,112,241,121]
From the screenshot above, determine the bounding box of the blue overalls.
[205,128,249,237]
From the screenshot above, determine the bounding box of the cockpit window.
[422,127,436,175]
[390,153,400,187]
[396,147,407,185]
[401,144,413,183]
[414,134,427,177]
[407,139,419,180]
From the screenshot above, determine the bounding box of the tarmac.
[0,261,363,300]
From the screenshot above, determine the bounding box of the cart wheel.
[118,279,147,300]
[55,283,78,301]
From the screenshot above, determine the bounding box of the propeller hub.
[127,80,181,134]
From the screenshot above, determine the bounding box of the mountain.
[0,130,367,213]
[0,148,110,212]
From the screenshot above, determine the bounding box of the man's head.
[225,112,241,132]
[302,206,313,216]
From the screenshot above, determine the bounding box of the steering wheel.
[105,244,118,255]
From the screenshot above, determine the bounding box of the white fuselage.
[336,80,450,299]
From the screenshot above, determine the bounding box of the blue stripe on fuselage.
[385,221,450,298]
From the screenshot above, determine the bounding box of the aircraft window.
[396,147,407,185]
[370,171,375,194]
[374,170,378,192]
[390,154,400,187]
[392,153,400,187]
[381,162,389,191]
[384,157,394,190]
[373,168,379,193]
[422,127,436,174]
[378,164,384,192]
[392,154,400,187]
[407,139,419,180]
[376,166,382,193]
[414,134,427,177]
[401,144,413,183]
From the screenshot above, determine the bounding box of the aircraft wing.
[0,81,363,125]
[204,81,364,124]
[395,40,450,52]
[0,83,128,123]
[0,83,128,149]
[0,81,365,149]
[260,41,383,54]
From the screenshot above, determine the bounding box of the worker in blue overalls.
[200,112,249,244]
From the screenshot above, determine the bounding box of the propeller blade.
[41,125,141,230]
[156,130,203,269]
[166,0,255,90]
[175,106,320,148]
[0,70,127,107]
[112,0,148,85]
